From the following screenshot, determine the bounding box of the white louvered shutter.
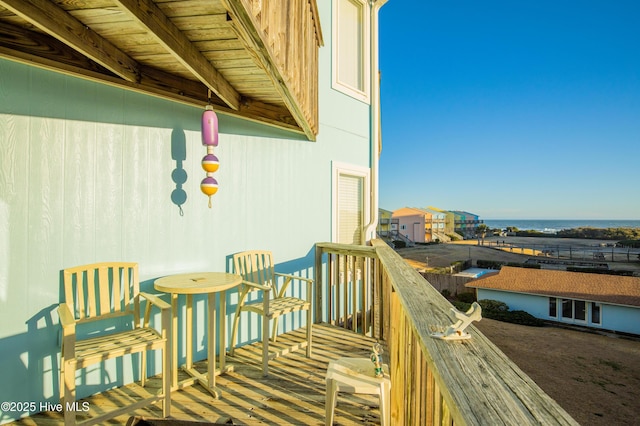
[337,173,363,244]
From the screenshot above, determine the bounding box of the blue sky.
[378,1,640,219]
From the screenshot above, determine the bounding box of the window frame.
[548,297,557,318]
[561,298,572,319]
[574,300,586,322]
[591,302,602,325]
[556,298,591,324]
[332,0,371,103]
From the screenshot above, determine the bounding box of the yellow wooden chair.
[58,262,171,426]
[230,251,313,376]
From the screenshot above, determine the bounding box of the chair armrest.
[237,280,272,318]
[241,280,271,291]
[140,292,171,330]
[274,273,314,299]
[58,303,76,329]
[58,303,76,358]
[274,272,314,283]
[140,292,171,310]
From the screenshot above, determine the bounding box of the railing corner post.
[314,243,323,324]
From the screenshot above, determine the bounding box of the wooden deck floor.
[9,324,384,426]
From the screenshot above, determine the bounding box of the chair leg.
[229,309,242,357]
[162,345,170,418]
[63,360,76,426]
[325,377,337,426]
[380,380,391,426]
[141,351,147,387]
[59,352,65,403]
[306,308,312,358]
[262,315,269,376]
[271,316,279,343]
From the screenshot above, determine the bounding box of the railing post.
[314,244,323,324]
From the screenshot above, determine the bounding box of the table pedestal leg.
[219,290,227,372]
[207,292,219,397]
[186,294,193,371]
[171,293,179,390]
[166,286,237,398]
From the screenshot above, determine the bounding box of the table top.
[154,272,242,295]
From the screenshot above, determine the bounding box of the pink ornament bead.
[201,107,218,147]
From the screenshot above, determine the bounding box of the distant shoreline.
[483,219,640,233]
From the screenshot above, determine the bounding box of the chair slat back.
[233,251,276,292]
[62,262,140,324]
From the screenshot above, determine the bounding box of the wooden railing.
[313,243,381,337]
[315,240,578,425]
[230,0,322,136]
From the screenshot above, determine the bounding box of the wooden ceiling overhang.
[0,0,323,140]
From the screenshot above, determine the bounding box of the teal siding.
[0,4,372,418]
[477,289,548,317]
[601,304,640,335]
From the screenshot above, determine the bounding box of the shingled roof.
[466,266,640,307]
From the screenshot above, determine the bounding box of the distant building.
[423,208,447,242]
[428,206,457,236]
[392,207,449,243]
[450,210,483,239]
[466,266,640,335]
[377,208,398,237]
[392,207,428,243]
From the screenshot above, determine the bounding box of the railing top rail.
[316,242,377,258]
[368,239,577,425]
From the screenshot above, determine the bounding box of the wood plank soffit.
[0,0,140,82]
[0,21,301,134]
[112,0,241,111]
[0,1,311,136]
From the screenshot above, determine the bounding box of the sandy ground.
[397,237,640,425]
[398,235,640,273]
[475,319,640,426]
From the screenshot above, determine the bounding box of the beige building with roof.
[466,266,640,335]
[392,207,449,243]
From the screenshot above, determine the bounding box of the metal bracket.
[431,302,482,341]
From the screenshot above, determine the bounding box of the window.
[400,225,406,230]
[332,0,370,102]
[561,299,572,319]
[591,302,601,324]
[332,162,370,244]
[574,300,586,321]
[548,298,557,317]
[558,299,589,323]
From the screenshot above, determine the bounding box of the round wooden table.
[154,272,242,398]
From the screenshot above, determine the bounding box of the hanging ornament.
[201,153,219,173]
[201,104,218,147]
[200,176,218,208]
[200,102,219,208]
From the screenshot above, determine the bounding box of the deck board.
[8,324,384,425]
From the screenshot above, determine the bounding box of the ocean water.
[483,219,640,233]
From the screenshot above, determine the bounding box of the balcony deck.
[7,239,578,425]
[8,324,383,426]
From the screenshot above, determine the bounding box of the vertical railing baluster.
[350,254,357,332]
[328,252,334,325]
[343,255,349,330]
[362,256,368,335]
